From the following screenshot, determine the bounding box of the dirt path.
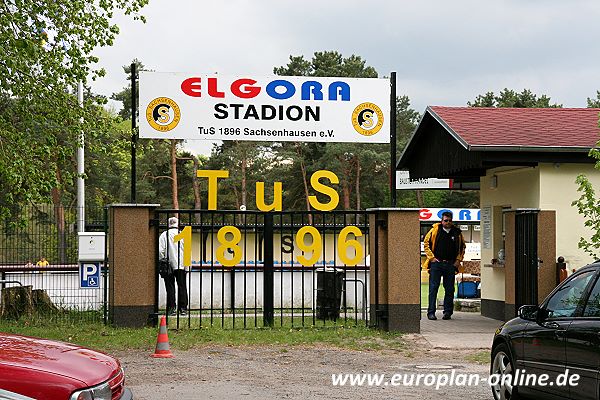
[118,338,493,399]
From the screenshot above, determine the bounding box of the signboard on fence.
[79,262,100,289]
[139,72,390,143]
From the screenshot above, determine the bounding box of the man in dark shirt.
[423,211,466,320]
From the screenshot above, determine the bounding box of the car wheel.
[491,342,521,400]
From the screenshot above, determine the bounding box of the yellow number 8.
[216,226,242,267]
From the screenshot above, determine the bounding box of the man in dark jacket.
[423,211,466,320]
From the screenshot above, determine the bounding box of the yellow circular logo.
[146,97,181,132]
[351,102,384,136]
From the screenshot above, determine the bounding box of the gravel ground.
[118,337,493,400]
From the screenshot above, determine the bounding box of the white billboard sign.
[138,72,390,143]
[396,170,451,189]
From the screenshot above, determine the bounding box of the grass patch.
[0,318,406,353]
[465,350,490,365]
[420,282,458,307]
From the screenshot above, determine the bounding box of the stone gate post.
[368,208,420,333]
[108,204,159,327]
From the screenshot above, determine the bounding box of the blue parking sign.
[80,262,101,288]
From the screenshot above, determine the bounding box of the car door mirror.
[536,307,550,322]
[518,305,540,321]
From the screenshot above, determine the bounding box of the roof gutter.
[469,145,593,153]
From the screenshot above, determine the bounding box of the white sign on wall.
[481,206,492,249]
[396,171,451,189]
[138,72,390,143]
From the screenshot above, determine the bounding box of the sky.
[90,0,600,155]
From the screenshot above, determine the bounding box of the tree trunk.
[416,189,424,208]
[170,139,179,209]
[1,286,34,319]
[240,151,247,224]
[342,180,351,210]
[1,286,58,319]
[355,157,361,211]
[241,155,247,208]
[355,157,361,224]
[296,144,312,225]
[192,156,202,223]
[336,155,352,211]
[32,289,59,314]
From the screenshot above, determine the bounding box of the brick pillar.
[368,208,420,333]
[109,204,159,327]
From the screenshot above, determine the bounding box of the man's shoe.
[427,314,437,320]
[167,309,176,316]
[442,314,452,320]
[179,309,187,316]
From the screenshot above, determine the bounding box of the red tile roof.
[428,106,600,149]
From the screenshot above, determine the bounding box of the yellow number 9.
[338,226,363,266]
[296,226,322,266]
[216,226,242,267]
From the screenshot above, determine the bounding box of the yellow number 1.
[174,226,192,267]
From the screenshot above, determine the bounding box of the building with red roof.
[398,107,600,320]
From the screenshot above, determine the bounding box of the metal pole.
[390,72,397,207]
[77,82,85,232]
[131,63,137,203]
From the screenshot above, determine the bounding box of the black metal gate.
[515,209,538,309]
[154,210,375,329]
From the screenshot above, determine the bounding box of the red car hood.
[0,333,120,386]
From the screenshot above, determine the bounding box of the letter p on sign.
[80,262,100,288]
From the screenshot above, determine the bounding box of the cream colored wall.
[480,167,540,301]
[539,163,600,269]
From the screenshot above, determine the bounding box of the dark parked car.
[491,262,600,399]
[0,332,133,399]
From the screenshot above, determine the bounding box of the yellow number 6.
[338,226,363,266]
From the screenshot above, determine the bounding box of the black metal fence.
[1,205,377,329]
[155,210,375,329]
[0,205,107,324]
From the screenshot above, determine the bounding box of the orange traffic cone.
[151,315,174,358]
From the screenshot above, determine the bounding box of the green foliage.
[204,141,272,210]
[468,88,562,108]
[572,171,600,259]
[269,51,421,210]
[396,95,421,152]
[0,0,148,218]
[587,91,600,108]
[439,190,479,208]
[110,59,145,120]
[274,51,377,78]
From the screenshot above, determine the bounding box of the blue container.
[457,281,479,298]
